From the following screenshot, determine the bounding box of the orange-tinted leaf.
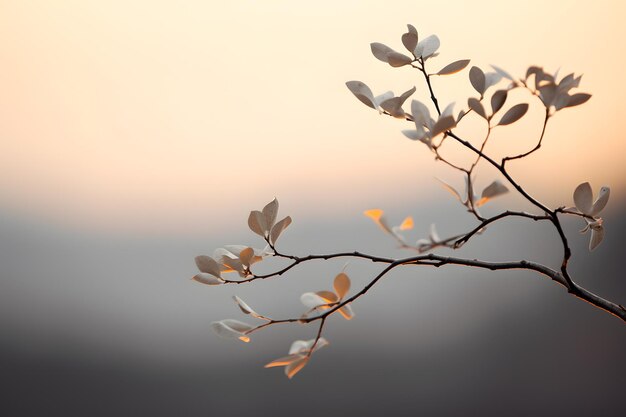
[248,210,267,237]
[437,59,470,75]
[333,272,351,299]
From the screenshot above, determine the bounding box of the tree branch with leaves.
[191,24,625,379]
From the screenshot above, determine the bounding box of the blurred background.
[1,1,625,415]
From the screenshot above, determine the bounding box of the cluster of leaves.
[193,24,618,380]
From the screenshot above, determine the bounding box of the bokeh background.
[1,1,625,415]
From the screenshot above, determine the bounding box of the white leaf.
[192,273,224,286]
[374,91,394,108]
[248,210,267,237]
[262,198,279,231]
[402,129,421,141]
[270,216,292,245]
[289,338,329,355]
[300,292,328,309]
[590,187,610,216]
[411,99,431,127]
[589,223,605,251]
[233,295,261,318]
[370,42,394,63]
[431,115,456,137]
[402,24,418,55]
[194,255,221,277]
[429,223,440,242]
[333,272,351,299]
[415,35,440,59]
[573,182,593,214]
[345,81,377,110]
[387,51,413,67]
[441,102,456,118]
[211,319,253,342]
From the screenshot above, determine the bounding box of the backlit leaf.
[316,290,339,303]
[338,304,355,320]
[399,216,414,231]
[589,224,605,251]
[437,59,470,75]
[590,187,610,216]
[490,64,513,80]
[387,51,413,67]
[415,34,440,59]
[195,255,221,277]
[431,115,456,137]
[497,103,528,126]
[248,210,267,237]
[345,81,377,110]
[264,354,302,368]
[285,356,309,379]
[233,295,261,318]
[333,272,351,299]
[573,182,593,214]
[370,42,394,63]
[402,24,418,55]
[300,292,328,309]
[262,198,279,231]
[270,216,292,245]
[192,273,224,286]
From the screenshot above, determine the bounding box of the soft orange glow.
[399,216,414,230]
[1,1,624,235]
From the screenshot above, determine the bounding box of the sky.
[0,0,625,236]
[0,2,625,416]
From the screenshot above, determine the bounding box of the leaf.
[387,51,413,67]
[441,102,456,118]
[484,72,503,90]
[589,224,604,251]
[411,99,431,126]
[248,210,267,237]
[221,257,245,276]
[270,216,292,245]
[435,178,462,202]
[195,255,222,277]
[363,209,393,234]
[233,295,261,318]
[262,198,279,231]
[436,59,470,75]
[415,34,440,59]
[264,354,302,368]
[211,319,253,342]
[238,247,255,268]
[316,290,339,304]
[402,25,418,55]
[338,304,355,320]
[467,98,487,119]
[333,272,351,299]
[379,86,416,118]
[285,356,309,379]
[476,180,509,207]
[345,81,377,110]
[573,182,593,214]
[490,90,508,114]
[497,103,529,126]
[370,42,394,63]
[192,273,224,286]
[590,186,610,216]
[300,292,328,309]
[469,66,486,95]
[431,115,456,137]
[564,93,591,108]
[490,64,513,81]
[429,223,440,242]
[398,216,414,231]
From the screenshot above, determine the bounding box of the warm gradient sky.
[0,0,625,236]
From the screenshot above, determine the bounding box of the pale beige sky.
[0,0,624,235]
